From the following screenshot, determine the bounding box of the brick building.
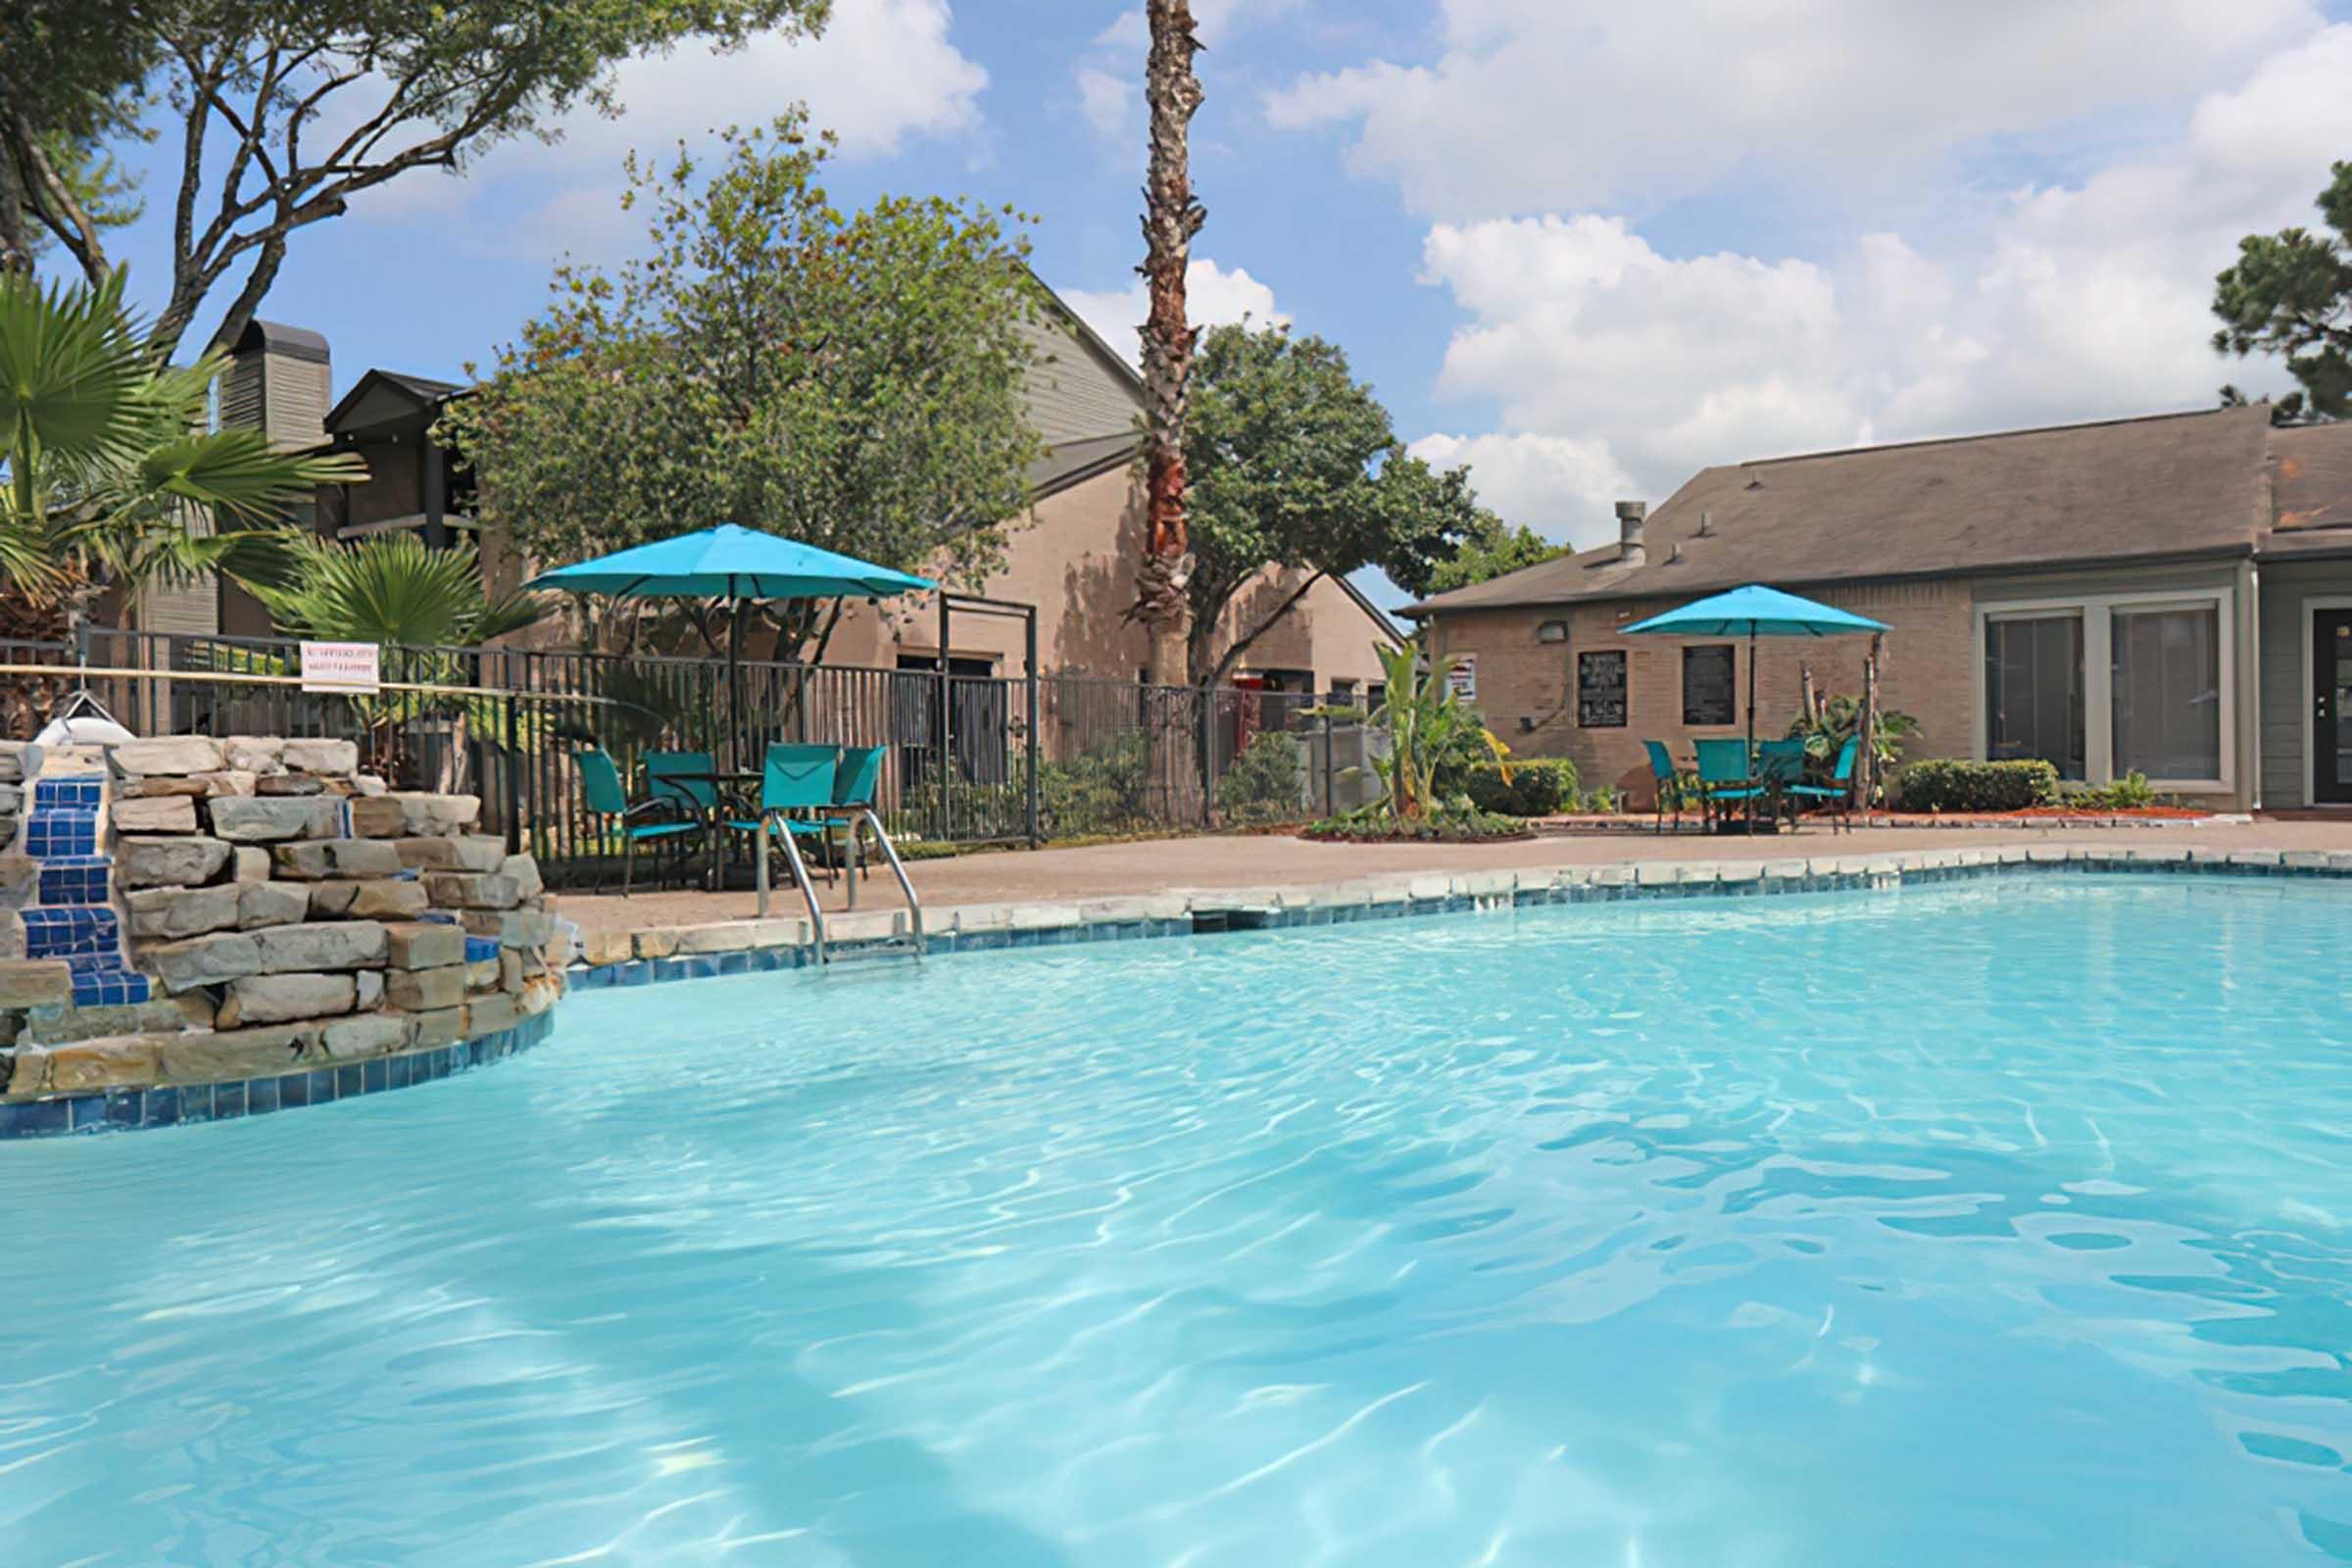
[1408,406,2352,811]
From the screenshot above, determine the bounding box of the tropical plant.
[248,532,549,782]
[256,532,544,648]
[1785,694,1919,778]
[1363,637,1511,821]
[1135,0,1204,668]
[0,268,361,730]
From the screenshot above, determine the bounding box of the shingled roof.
[1410,404,2304,615]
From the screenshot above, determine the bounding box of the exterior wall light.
[1537,620,1569,644]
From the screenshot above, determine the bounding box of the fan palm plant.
[249,531,550,781]
[0,268,363,641]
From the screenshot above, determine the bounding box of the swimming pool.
[3,875,2349,1565]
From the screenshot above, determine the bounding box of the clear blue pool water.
[4,875,2352,1566]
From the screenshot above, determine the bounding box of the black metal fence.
[0,629,1387,888]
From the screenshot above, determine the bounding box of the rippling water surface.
[5,876,2352,1565]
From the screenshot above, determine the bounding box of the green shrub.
[1898,758,2060,812]
[2076,770,2156,810]
[1302,804,1529,843]
[1459,758,1579,816]
[1217,730,1306,822]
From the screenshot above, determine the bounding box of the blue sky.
[81,0,2352,586]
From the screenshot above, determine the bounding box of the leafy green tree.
[4,0,830,357]
[441,114,1044,661]
[0,268,359,641]
[0,0,157,272]
[1423,517,1566,595]
[2212,161,2352,421]
[1182,322,1487,686]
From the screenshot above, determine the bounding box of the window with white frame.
[2111,606,2220,782]
[1977,588,2232,790]
[1984,613,2084,779]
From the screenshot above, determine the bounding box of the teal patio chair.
[646,751,720,814]
[1786,735,1861,834]
[726,742,841,909]
[818,745,889,897]
[575,747,705,896]
[1692,737,1765,830]
[1642,740,1686,835]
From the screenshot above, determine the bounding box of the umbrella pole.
[1746,627,1759,832]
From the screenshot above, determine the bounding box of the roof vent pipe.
[1697,509,1714,537]
[1615,500,1647,567]
[1667,541,1685,564]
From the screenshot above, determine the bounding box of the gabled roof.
[1408,405,2287,614]
[323,367,463,435]
[1027,432,1138,499]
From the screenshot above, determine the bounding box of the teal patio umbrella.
[1621,583,1889,759]
[528,524,937,765]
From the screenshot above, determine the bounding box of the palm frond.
[0,270,151,478]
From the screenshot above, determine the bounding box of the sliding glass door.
[1984,614,2085,779]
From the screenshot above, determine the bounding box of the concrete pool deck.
[560,816,2352,958]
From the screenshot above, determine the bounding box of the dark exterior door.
[2317,610,2352,804]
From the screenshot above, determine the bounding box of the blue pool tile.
[466,1040,487,1068]
[103,1089,144,1129]
[336,1064,363,1101]
[178,1084,215,1125]
[68,1095,110,1134]
[276,1073,309,1110]
[363,1058,389,1095]
[213,1081,246,1120]
[142,1087,181,1128]
[247,1076,280,1116]
[387,1054,413,1090]
[1,1099,70,1138]
[307,1069,335,1105]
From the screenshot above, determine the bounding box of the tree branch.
[4,107,108,282]
[1202,570,1323,688]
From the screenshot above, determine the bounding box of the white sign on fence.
[1446,653,1478,703]
[300,641,382,695]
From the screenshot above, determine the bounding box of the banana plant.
[1365,635,1511,820]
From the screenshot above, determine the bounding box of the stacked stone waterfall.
[0,735,563,1102]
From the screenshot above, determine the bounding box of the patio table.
[661,769,761,892]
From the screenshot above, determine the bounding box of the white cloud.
[1408,432,1636,550]
[1266,0,2319,217]
[1066,1,1303,147]
[355,0,988,254]
[1058,258,1289,367]
[1404,24,2352,525]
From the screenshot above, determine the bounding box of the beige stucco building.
[1410,405,2352,812]
[188,290,1398,702]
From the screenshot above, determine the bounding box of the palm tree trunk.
[1135,0,1203,680]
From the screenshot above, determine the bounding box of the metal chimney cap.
[1613,500,1648,522]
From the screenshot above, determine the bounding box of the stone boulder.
[112,794,200,834]
[386,965,466,1010]
[158,1025,312,1084]
[24,994,212,1045]
[145,931,264,993]
[253,921,388,973]
[124,884,240,940]
[423,870,528,910]
[9,1036,162,1097]
[117,836,231,889]
[383,921,465,970]
[112,736,223,777]
[0,958,74,1007]
[215,972,358,1027]
[222,737,285,773]
[272,839,403,880]
[321,1012,409,1059]
[391,835,505,871]
[282,738,360,776]
[255,773,326,797]
[309,879,429,920]
[391,793,481,837]
[208,796,340,842]
[236,881,311,930]
[346,796,409,838]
